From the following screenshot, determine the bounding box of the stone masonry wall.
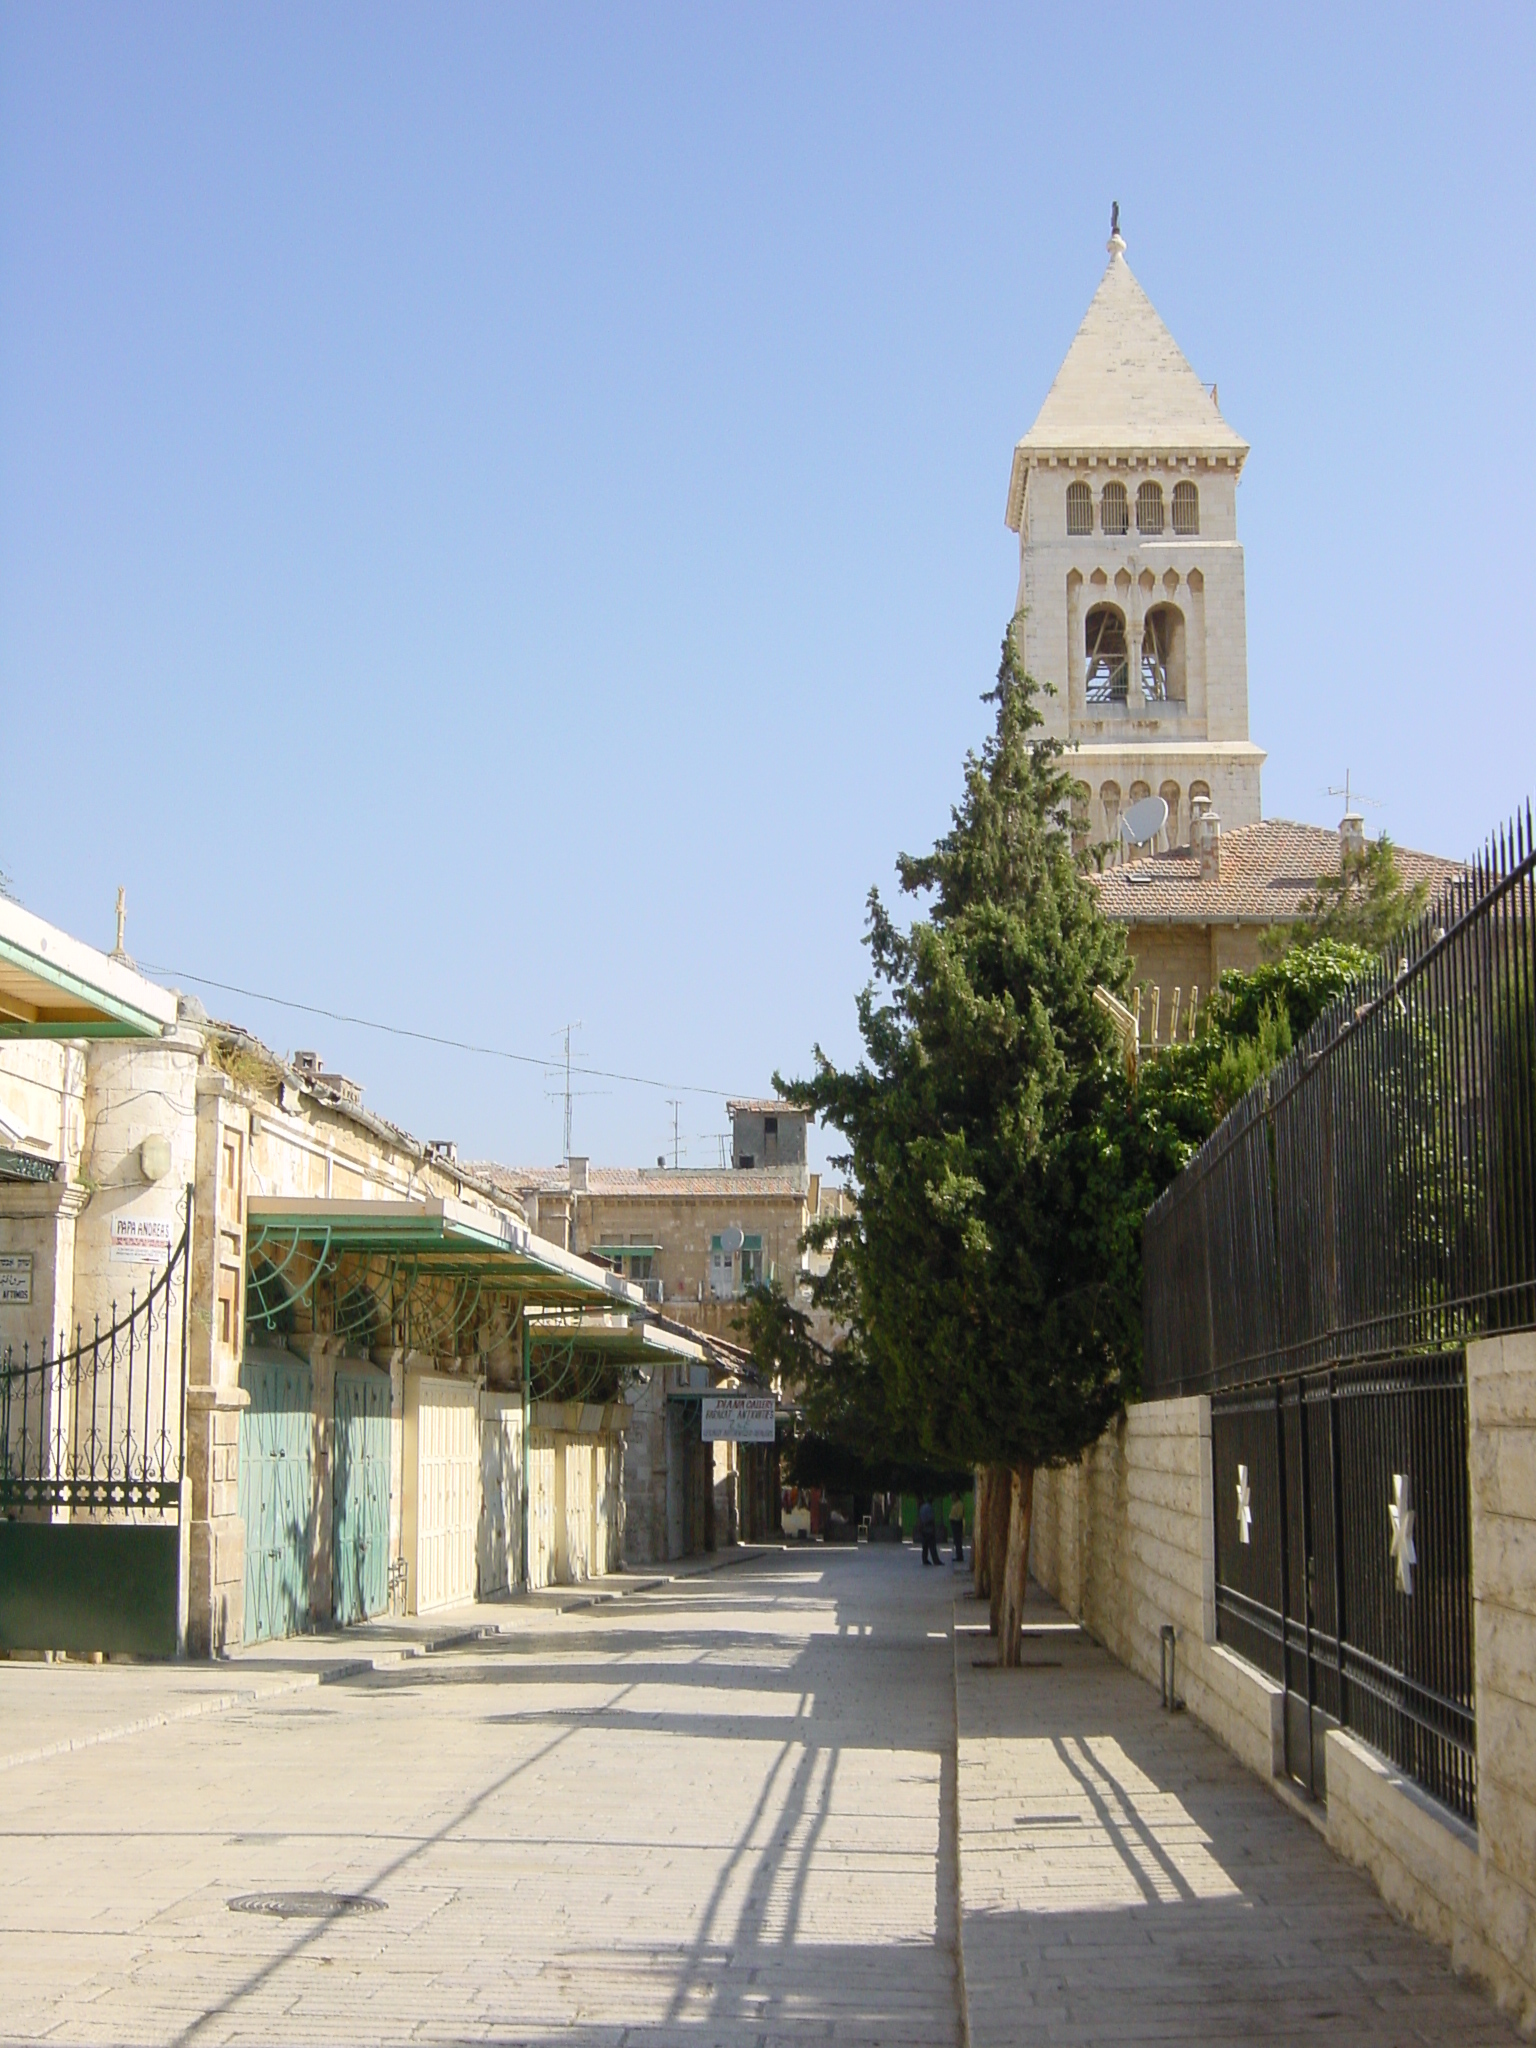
[1032,1399,1282,1784]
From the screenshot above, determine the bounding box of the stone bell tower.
[1005,215,1264,854]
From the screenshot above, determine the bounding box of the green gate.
[238,1352,314,1644]
[333,1366,390,1626]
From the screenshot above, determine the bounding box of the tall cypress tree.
[783,622,1149,1660]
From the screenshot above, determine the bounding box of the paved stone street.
[0,1548,960,2046]
[0,1546,1519,2046]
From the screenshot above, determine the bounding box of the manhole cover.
[228,1891,385,1919]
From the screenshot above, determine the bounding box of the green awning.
[0,900,179,1041]
[246,1195,639,1312]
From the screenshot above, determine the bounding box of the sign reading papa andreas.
[700,1394,776,1444]
[110,1214,174,1267]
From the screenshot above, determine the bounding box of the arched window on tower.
[1099,782,1122,844]
[1141,604,1187,701]
[1137,481,1165,535]
[1084,605,1129,702]
[1100,481,1129,536]
[1160,781,1182,847]
[1066,480,1093,535]
[1171,481,1200,535]
[1069,781,1091,855]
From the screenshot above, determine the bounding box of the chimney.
[1339,812,1366,858]
[1199,810,1222,884]
[567,1154,589,1195]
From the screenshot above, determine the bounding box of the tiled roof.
[726,1098,804,1117]
[472,1163,810,1201]
[1091,821,1460,926]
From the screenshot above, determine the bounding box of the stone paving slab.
[0,1547,764,1773]
[952,1580,1519,2047]
[0,1543,962,2044]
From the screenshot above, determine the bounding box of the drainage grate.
[228,1891,385,1919]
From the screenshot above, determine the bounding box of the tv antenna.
[1326,771,1382,814]
[666,1099,682,1169]
[545,1023,607,1155]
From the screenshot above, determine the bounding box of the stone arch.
[1172,480,1200,535]
[1137,480,1165,535]
[1141,603,1187,702]
[1100,480,1129,536]
[1099,780,1122,844]
[1084,604,1129,703]
[1160,780,1182,847]
[1066,480,1093,536]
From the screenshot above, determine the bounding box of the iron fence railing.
[1144,803,1536,1398]
[0,1204,192,1520]
[1211,1354,1476,1824]
[1143,806,1532,1826]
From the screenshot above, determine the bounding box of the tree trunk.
[972,1467,990,1601]
[985,1463,1012,1637]
[999,1465,1035,1668]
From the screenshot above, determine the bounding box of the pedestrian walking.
[917,1497,940,1566]
[949,1499,965,1564]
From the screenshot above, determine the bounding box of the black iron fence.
[0,1209,192,1520]
[1211,1356,1475,1822]
[1142,806,1535,1825]
[1145,805,1536,1397]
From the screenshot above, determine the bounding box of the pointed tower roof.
[1006,225,1247,528]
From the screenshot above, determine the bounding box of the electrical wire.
[138,963,741,1100]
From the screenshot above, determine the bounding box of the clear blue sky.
[3,5,1532,1173]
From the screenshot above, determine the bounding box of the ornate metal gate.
[0,1202,192,1656]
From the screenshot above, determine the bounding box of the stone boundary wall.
[1030,1335,1536,2034]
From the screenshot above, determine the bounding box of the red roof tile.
[1091,820,1460,925]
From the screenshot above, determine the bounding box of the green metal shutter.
[237,1355,315,1645]
[333,1367,391,1626]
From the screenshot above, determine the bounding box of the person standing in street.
[917,1497,939,1565]
[949,1499,965,1564]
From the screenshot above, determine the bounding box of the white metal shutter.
[409,1375,480,1613]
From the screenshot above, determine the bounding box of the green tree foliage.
[1142,939,1375,1137]
[778,625,1145,1478]
[1283,836,1429,954]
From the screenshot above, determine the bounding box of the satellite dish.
[721,1224,745,1254]
[1121,795,1169,848]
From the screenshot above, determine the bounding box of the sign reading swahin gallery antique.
[700,1394,776,1444]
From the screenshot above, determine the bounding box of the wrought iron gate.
[1211,1352,1476,1822]
[0,1201,192,1655]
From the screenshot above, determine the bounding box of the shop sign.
[701,1394,776,1443]
[110,1214,174,1267]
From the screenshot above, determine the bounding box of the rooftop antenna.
[550,1022,581,1156]
[1326,772,1382,814]
[666,1099,682,1170]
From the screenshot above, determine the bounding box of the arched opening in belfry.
[1141,604,1187,702]
[1172,480,1200,535]
[1066,480,1093,535]
[1100,481,1129,536]
[1137,480,1165,535]
[1084,604,1129,702]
